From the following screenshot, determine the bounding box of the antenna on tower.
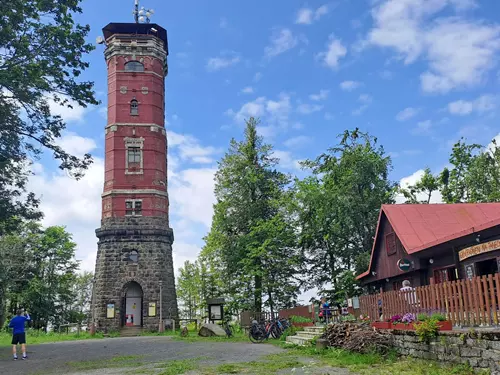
[133,0,154,24]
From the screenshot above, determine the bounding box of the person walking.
[9,309,31,360]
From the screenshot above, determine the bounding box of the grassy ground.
[0,330,107,347]
[62,346,487,375]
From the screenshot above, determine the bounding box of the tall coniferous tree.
[205,117,300,312]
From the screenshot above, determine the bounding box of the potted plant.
[392,313,416,330]
[415,312,452,331]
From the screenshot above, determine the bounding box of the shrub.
[341,314,356,322]
[280,326,298,341]
[289,315,313,323]
[416,313,429,322]
[414,318,439,343]
[430,313,447,322]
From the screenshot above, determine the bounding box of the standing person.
[400,280,417,305]
[320,297,332,324]
[9,309,31,360]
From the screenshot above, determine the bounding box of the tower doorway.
[123,281,143,327]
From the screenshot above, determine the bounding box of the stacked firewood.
[320,322,392,354]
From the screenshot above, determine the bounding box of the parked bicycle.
[248,318,290,343]
[222,318,234,338]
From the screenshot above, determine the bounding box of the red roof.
[357,203,500,280]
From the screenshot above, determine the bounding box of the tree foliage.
[291,129,395,303]
[202,117,301,313]
[0,222,88,330]
[0,0,98,232]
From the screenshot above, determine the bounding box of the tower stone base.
[93,217,178,332]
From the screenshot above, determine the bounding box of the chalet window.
[127,147,141,169]
[125,200,142,216]
[128,250,139,263]
[433,267,457,284]
[385,232,397,255]
[124,61,144,72]
[130,99,139,115]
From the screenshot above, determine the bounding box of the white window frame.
[124,137,144,175]
[125,199,143,216]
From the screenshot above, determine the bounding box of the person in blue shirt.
[9,309,31,360]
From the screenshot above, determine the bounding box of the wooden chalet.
[357,203,500,292]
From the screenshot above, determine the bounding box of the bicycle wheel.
[270,324,281,339]
[249,325,266,343]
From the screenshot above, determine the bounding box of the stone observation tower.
[92,1,178,332]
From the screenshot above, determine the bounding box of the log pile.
[320,322,392,354]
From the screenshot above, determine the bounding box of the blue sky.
[30,0,500,302]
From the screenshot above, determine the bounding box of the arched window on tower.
[124,61,144,72]
[130,99,139,115]
[128,250,139,263]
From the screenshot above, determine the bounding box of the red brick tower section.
[93,23,178,333]
[102,27,168,219]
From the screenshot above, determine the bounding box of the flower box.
[371,320,452,331]
[371,322,392,329]
[292,322,314,328]
[392,323,414,330]
[435,321,452,331]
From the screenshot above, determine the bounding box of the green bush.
[430,313,447,322]
[416,313,428,322]
[341,314,356,322]
[289,315,313,323]
[280,326,299,341]
[414,319,439,343]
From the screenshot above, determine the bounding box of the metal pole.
[90,278,96,335]
[159,280,164,332]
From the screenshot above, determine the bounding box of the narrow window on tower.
[125,200,142,216]
[127,147,141,170]
[124,61,144,72]
[130,99,139,115]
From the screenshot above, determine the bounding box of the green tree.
[440,138,500,203]
[68,271,94,326]
[398,167,441,204]
[177,260,202,319]
[294,128,395,300]
[205,117,299,312]
[0,0,98,232]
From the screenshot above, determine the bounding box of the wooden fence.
[359,274,500,327]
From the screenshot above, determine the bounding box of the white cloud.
[206,52,241,71]
[241,86,254,94]
[47,96,87,123]
[309,89,329,101]
[283,135,313,148]
[169,168,217,228]
[254,72,263,82]
[168,131,220,164]
[352,94,373,116]
[448,94,497,115]
[273,150,301,170]
[295,5,329,25]
[395,169,443,204]
[340,81,362,91]
[366,0,500,93]
[229,93,292,131]
[412,120,433,135]
[297,103,323,114]
[264,28,298,58]
[56,133,97,158]
[396,107,419,121]
[316,35,347,69]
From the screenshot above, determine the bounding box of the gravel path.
[0,336,284,375]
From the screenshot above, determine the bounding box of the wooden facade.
[358,204,500,292]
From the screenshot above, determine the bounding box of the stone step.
[286,335,313,346]
[303,326,325,333]
[120,327,144,337]
[296,331,321,339]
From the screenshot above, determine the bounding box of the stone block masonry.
[391,329,500,374]
[93,217,178,332]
